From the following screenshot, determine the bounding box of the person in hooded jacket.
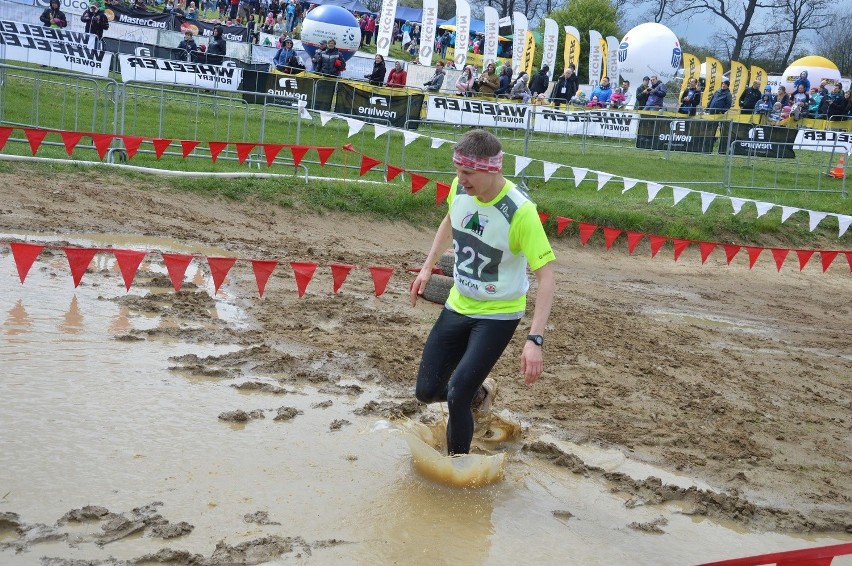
[793,71,810,95]
[273,36,298,72]
[206,25,227,65]
[312,38,346,76]
[81,2,108,45]
[590,76,613,105]
[40,0,67,28]
[528,65,550,97]
[365,54,387,86]
[494,65,513,97]
[511,71,531,103]
[476,62,500,97]
[738,80,762,114]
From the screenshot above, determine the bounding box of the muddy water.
[1,236,850,566]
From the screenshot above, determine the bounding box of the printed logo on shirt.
[463,211,487,236]
[484,283,497,294]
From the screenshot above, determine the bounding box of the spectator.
[81,2,108,45]
[164,0,177,13]
[273,14,285,36]
[364,15,376,46]
[790,83,809,119]
[586,95,603,108]
[365,54,386,86]
[217,0,227,18]
[493,64,512,97]
[645,75,666,109]
[817,80,829,98]
[807,87,829,118]
[285,0,296,32]
[619,79,633,108]
[423,61,445,92]
[358,13,367,46]
[261,11,275,33]
[438,31,449,59]
[186,2,198,19]
[528,65,550,97]
[510,70,531,103]
[455,65,475,96]
[775,85,790,108]
[312,38,345,76]
[826,84,847,120]
[678,77,701,115]
[568,91,587,106]
[550,65,578,109]
[228,0,239,20]
[206,25,227,65]
[705,79,733,114]
[40,0,67,28]
[738,80,762,114]
[767,102,784,124]
[590,75,613,106]
[793,71,810,95]
[754,93,773,116]
[477,62,500,97]
[272,36,297,72]
[176,30,199,61]
[635,76,651,109]
[609,87,626,108]
[386,61,407,87]
[407,39,418,58]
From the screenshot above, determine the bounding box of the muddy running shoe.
[472,377,497,416]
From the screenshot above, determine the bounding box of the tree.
[770,0,831,69]
[545,0,620,83]
[816,10,852,78]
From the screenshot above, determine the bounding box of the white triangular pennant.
[514,155,533,176]
[373,124,389,138]
[346,118,365,138]
[807,210,828,232]
[837,214,852,237]
[572,167,588,187]
[729,197,747,215]
[431,137,449,149]
[755,201,774,218]
[672,186,691,205]
[297,100,311,120]
[780,206,799,223]
[596,172,612,191]
[647,182,664,202]
[319,111,333,126]
[402,130,420,146]
[622,178,638,193]
[542,161,560,182]
[700,191,717,214]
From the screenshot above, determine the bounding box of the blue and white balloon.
[616,23,681,90]
[300,5,360,62]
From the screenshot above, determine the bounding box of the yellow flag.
[523,30,536,76]
[703,57,723,106]
[750,65,767,91]
[729,60,749,107]
[680,53,700,95]
[563,25,581,72]
[598,35,608,80]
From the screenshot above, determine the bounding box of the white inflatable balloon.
[780,56,841,94]
[616,22,681,90]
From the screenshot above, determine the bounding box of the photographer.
[81,2,109,48]
[635,76,651,109]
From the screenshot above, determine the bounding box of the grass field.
[0,61,849,248]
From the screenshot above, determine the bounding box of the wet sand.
[0,165,850,565]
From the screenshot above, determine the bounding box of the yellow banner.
[680,52,700,95]
[562,28,580,72]
[523,31,536,76]
[598,36,608,80]
[750,65,767,91]
[704,57,723,106]
[446,49,512,70]
[729,60,749,105]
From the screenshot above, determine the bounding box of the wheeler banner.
[534,109,638,139]
[118,53,242,90]
[425,96,531,130]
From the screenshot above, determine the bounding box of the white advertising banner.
[511,11,527,74]
[533,108,639,139]
[104,21,159,45]
[588,30,603,87]
[418,0,438,67]
[0,31,111,76]
[375,0,398,57]
[542,18,558,80]
[34,0,88,16]
[453,0,470,69]
[482,6,498,69]
[118,54,242,90]
[794,129,852,154]
[606,35,618,81]
[426,96,531,129]
[0,18,96,47]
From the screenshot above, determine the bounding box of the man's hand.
[409,266,433,307]
[521,340,543,385]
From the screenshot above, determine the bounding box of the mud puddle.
[1,236,850,566]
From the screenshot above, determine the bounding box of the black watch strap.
[527,334,544,346]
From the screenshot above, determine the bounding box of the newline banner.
[118,54,242,91]
[718,122,797,158]
[533,109,638,139]
[239,70,334,112]
[0,31,112,77]
[636,117,719,153]
[335,83,421,128]
[425,97,531,130]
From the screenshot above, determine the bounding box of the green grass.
[0,62,850,249]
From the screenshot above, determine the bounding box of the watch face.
[528,335,543,346]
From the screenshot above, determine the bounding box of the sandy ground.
[0,164,850,558]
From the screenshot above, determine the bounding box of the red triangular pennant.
[538,211,550,224]
[264,144,285,167]
[207,256,238,294]
[556,216,573,235]
[410,173,429,193]
[672,239,691,261]
[9,242,44,284]
[235,143,256,165]
[287,145,308,168]
[60,131,84,156]
[649,235,668,258]
[819,250,838,272]
[24,128,48,155]
[0,127,13,151]
[603,227,621,250]
[745,246,763,269]
[161,253,193,292]
[845,252,852,272]
[251,260,278,297]
[795,249,814,271]
[435,182,451,205]
[723,244,741,265]
[64,247,98,288]
[578,223,597,245]
[342,143,355,152]
[626,232,644,255]
[330,263,354,294]
[770,248,790,272]
[359,154,382,176]
[290,261,318,298]
[152,138,172,159]
[91,133,113,159]
[180,139,200,158]
[316,147,335,166]
[112,249,147,291]
[699,242,717,264]
[369,266,394,297]
[386,164,404,181]
[122,135,143,159]
[208,141,227,163]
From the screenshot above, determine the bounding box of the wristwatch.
[527,334,544,347]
